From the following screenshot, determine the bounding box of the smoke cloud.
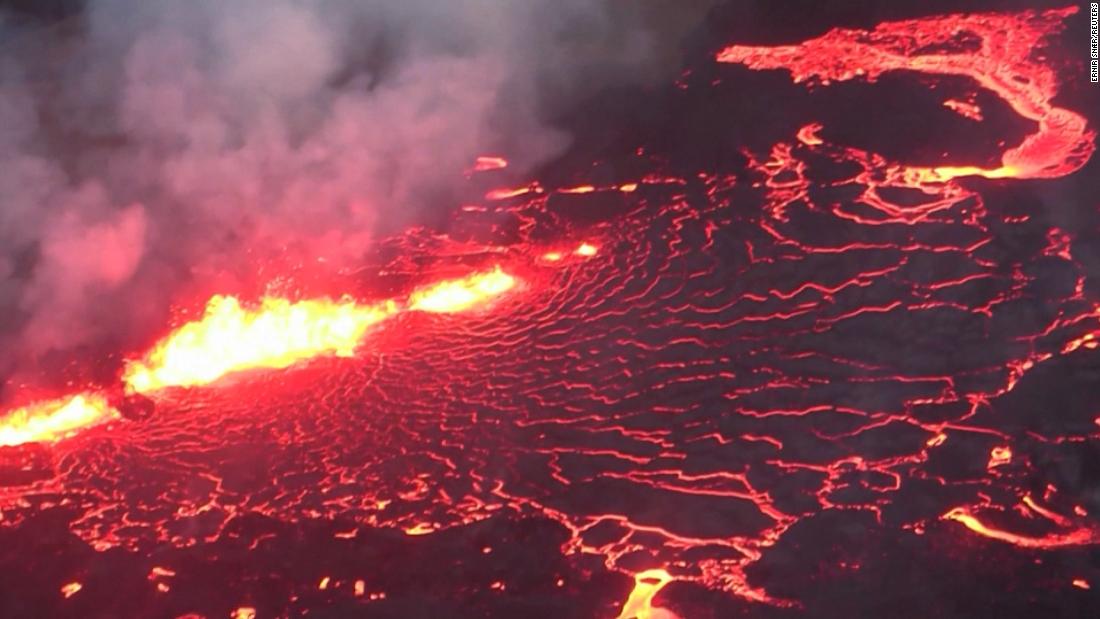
[0,0,715,393]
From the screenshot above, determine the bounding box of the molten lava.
[123,296,400,394]
[471,156,508,172]
[407,266,516,313]
[125,268,516,394]
[1,4,1098,618]
[0,394,118,448]
[617,569,679,619]
[942,507,1098,548]
[0,267,520,448]
[717,6,1095,184]
[575,243,598,257]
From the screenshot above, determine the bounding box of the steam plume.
[0,0,715,393]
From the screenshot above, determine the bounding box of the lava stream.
[123,296,400,394]
[617,569,679,619]
[0,267,518,447]
[407,266,516,313]
[942,507,1099,548]
[0,394,117,448]
[717,6,1095,184]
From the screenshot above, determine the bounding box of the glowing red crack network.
[0,6,1097,618]
[469,10,1100,604]
[718,6,1095,183]
[597,6,1100,607]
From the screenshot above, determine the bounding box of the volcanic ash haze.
[0,0,717,392]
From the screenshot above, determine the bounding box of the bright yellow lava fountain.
[0,267,518,447]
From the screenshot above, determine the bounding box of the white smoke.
[0,0,715,390]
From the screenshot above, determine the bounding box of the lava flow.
[2,4,1099,619]
[123,296,400,394]
[0,394,117,448]
[0,267,517,447]
[717,6,1095,184]
[407,266,516,313]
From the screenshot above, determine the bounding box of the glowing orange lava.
[717,7,1095,183]
[486,184,541,200]
[123,296,399,394]
[987,446,1012,469]
[943,99,983,121]
[575,243,598,257]
[0,266,522,448]
[617,569,679,619]
[796,123,824,146]
[942,507,1098,548]
[126,268,519,393]
[5,6,1097,615]
[407,266,516,313]
[0,394,118,447]
[560,185,597,194]
[471,156,508,172]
